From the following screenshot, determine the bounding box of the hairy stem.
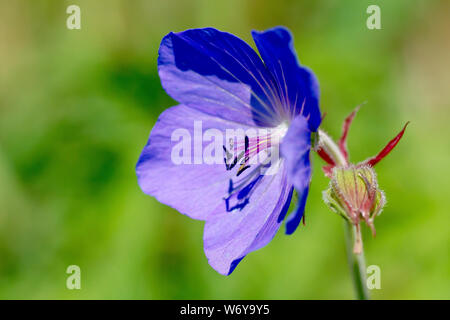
[344,222,370,299]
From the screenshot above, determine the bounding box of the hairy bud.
[323,165,386,253]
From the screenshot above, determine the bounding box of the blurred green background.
[0,0,449,299]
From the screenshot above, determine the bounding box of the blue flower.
[136,27,321,275]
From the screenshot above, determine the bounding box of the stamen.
[223,167,265,212]
[222,124,288,213]
[236,164,251,176]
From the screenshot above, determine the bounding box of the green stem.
[318,129,370,300]
[344,222,370,300]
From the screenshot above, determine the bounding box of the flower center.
[221,122,289,212]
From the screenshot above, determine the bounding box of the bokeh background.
[0,0,449,299]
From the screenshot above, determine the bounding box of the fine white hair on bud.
[323,165,386,253]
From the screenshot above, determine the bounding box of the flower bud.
[323,165,386,253]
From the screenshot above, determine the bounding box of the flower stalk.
[316,106,407,299]
[344,221,370,300]
[318,129,370,300]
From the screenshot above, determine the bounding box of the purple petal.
[280,115,312,234]
[203,163,292,275]
[158,28,282,127]
[252,26,321,131]
[136,104,252,220]
[285,186,309,235]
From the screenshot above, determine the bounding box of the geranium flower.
[136,26,321,275]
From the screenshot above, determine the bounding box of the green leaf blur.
[0,0,449,299]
